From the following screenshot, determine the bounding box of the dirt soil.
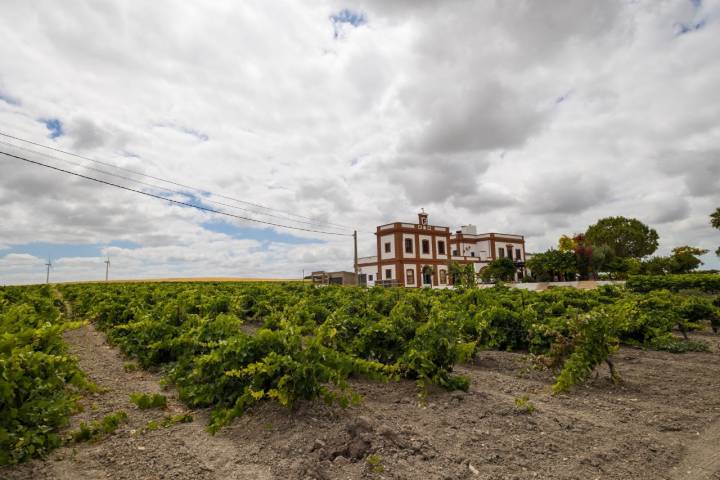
[3,322,720,480]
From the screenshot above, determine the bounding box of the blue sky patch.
[676,18,706,35]
[0,90,20,106]
[330,9,367,38]
[177,190,209,208]
[0,240,141,260]
[41,118,64,139]
[156,122,209,142]
[202,220,323,245]
[178,126,209,142]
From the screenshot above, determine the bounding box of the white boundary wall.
[481,280,626,291]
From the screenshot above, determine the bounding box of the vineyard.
[2,277,720,478]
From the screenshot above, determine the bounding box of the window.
[384,242,391,253]
[438,241,446,255]
[368,274,373,281]
[439,269,447,284]
[385,269,392,279]
[499,247,505,258]
[422,239,430,254]
[470,251,475,257]
[452,250,458,256]
[406,269,415,285]
[516,248,522,260]
[405,238,413,254]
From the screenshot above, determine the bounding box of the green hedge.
[626,274,720,293]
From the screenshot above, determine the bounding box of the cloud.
[385,153,491,205]
[657,150,720,198]
[648,197,691,225]
[1,0,720,283]
[69,117,108,150]
[522,173,612,215]
[403,81,547,154]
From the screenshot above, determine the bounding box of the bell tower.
[418,208,429,226]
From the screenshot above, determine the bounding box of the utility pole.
[353,230,359,285]
[302,269,304,284]
[105,257,110,282]
[45,258,52,284]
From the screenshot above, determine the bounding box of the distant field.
[60,277,300,284]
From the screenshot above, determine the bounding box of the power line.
[0,140,349,232]
[0,131,352,230]
[0,150,353,237]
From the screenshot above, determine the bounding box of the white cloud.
[1,0,720,284]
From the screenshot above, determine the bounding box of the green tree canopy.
[449,262,477,289]
[669,246,708,273]
[638,246,708,275]
[711,207,720,229]
[712,208,720,256]
[590,244,615,274]
[480,257,516,283]
[558,235,576,252]
[585,216,659,259]
[526,249,577,281]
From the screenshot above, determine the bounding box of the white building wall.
[496,241,525,260]
[419,234,433,260]
[402,233,415,259]
[359,265,377,286]
[435,237,449,258]
[437,265,449,286]
[476,240,491,260]
[380,264,396,281]
[380,234,395,260]
[403,264,418,287]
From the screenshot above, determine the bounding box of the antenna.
[104,257,110,282]
[45,258,52,284]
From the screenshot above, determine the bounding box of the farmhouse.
[309,270,358,286]
[358,211,527,288]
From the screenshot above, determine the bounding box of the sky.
[1,0,719,284]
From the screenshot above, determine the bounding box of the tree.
[449,262,476,289]
[668,246,708,273]
[572,234,593,280]
[526,249,577,282]
[585,216,659,259]
[606,257,641,279]
[590,244,615,276]
[557,234,594,280]
[558,235,576,252]
[480,257,516,283]
[638,246,707,275]
[712,208,720,229]
[640,256,671,275]
[712,208,720,257]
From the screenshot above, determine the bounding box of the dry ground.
[3,325,720,480]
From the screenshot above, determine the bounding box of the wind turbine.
[104,257,110,282]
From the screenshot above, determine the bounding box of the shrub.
[129,393,167,409]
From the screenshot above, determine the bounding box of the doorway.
[422,266,433,286]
